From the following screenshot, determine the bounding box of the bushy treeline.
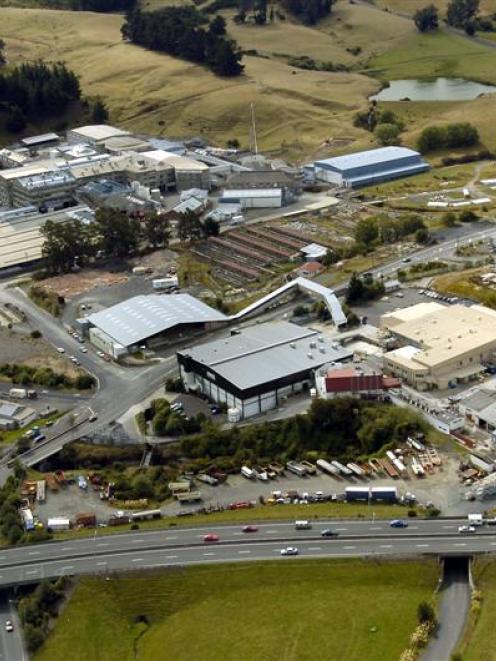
[121,7,244,76]
[0,62,80,125]
[28,0,135,10]
[354,213,427,248]
[417,122,479,153]
[180,398,425,466]
[19,578,68,653]
[281,0,333,24]
[0,362,95,390]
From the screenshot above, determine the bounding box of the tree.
[0,39,5,66]
[41,219,94,273]
[442,211,457,227]
[91,97,109,123]
[415,227,430,244]
[414,4,439,31]
[142,213,169,247]
[204,217,220,237]
[374,123,401,146]
[178,211,204,241]
[354,217,378,246]
[209,39,244,76]
[446,0,479,27]
[417,125,445,152]
[459,209,478,222]
[24,625,45,653]
[132,475,154,498]
[5,106,26,133]
[346,273,365,304]
[92,208,141,257]
[417,601,436,624]
[209,15,227,35]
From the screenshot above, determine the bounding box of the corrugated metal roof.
[180,321,352,391]
[222,188,282,198]
[315,147,422,171]
[87,294,227,347]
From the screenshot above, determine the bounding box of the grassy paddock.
[434,267,496,308]
[34,559,439,661]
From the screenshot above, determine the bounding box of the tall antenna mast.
[250,103,258,155]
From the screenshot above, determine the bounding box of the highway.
[0,518,492,588]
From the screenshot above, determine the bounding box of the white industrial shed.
[314,147,430,188]
[220,188,282,209]
[84,294,227,357]
[177,321,353,419]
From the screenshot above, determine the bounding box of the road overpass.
[0,518,491,588]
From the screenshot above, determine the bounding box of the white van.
[295,520,312,530]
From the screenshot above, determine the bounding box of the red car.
[203,533,219,543]
[242,525,258,533]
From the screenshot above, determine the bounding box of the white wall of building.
[314,167,343,185]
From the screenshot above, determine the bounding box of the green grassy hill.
[34,559,439,661]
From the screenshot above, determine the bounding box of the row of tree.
[281,0,333,24]
[0,61,81,132]
[179,398,426,465]
[414,0,482,33]
[121,7,244,76]
[354,213,428,248]
[417,122,479,153]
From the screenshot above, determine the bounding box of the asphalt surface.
[0,518,490,588]
[0,592,25,661]
[422,557,471,661]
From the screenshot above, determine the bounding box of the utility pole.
[250,103,258,156]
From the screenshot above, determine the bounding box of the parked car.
[5,621,13,632]
[458,525,476,534]
[321,529,338,537]
[80,347,88,353]
[242,525,258,533]
[56,347,65,353]
[203,534,219,542]
[280,547,299,556]
[390,520,408,528]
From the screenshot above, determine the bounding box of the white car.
[458,525,476,534]
[56,347,65,353]
[5,621,13,632]
[280,547,299,556]
[80,347,87,353]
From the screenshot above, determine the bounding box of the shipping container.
[370,486,398,503]
[345,486,371,502]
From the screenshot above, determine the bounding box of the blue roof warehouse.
[314,146,430,188]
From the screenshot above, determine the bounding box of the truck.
[316,459,341,477]
[153,276,179,290]
[345,486,371,502]
[286,461,307,477]
[9,387,37,399]
[295,520,312,530]
[468,513,483,526]
[241,466,255,480]
[370,486,398,503]
[253,466,269,482]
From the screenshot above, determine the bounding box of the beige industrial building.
[0,150,209,208]
[382,302,496,390]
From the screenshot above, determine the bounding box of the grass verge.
[456,558,495,660]
[33,558,439,661]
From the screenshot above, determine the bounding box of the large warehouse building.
[314,147,430,188]
[382,302,496,390]
[177,321,353,419]
[82,294,227,358]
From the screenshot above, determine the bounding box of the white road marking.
[380,545,393,549]
[343,546,356,550]
[132,539,145,544]
[165,536,177,541]
[131,558,143,563]
[97,543,109,547]
[96,562,107,566]
[308,547,322,551]
[26,570,39,575]
[232,532,243,536]
[238,550,251,554]
[370,527,382,530]
[335,528,348,532]
[408,526,418,530]
[266,530,277,534]
[443,525,455,529]
[61,547,73,551]
[165,555,178,560]
[28,551,39,556]
[416,544,429,548]
[453,543,467,547]
[203,552,216,556]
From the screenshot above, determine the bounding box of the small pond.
[370,77,496,102]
